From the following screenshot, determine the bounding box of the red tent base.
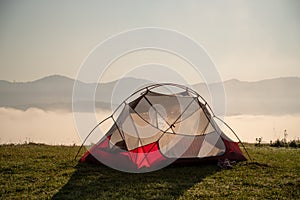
[80,137,247,171]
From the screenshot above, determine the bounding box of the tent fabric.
[80,84,247,170]
[80,136,167,170]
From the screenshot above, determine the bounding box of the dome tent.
[77,83,247,172]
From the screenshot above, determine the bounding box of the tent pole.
[214,116,252,161]
[74,116,112,160]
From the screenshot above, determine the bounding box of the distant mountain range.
[0,75,299,115]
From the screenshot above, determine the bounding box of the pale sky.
[0,0,300,82]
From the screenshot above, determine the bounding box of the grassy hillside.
[0,144,299,199]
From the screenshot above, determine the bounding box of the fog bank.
[0,108,299,145]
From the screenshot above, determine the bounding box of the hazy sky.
[0,0,300,82]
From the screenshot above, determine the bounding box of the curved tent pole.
[74,115,112,160]
[74,101,128,160]
[121,83,202,104]
[75,83,251,162]
[74,87,149,160]
[213,116,252,161]
[74,83,201,160]
[195,94,252,160]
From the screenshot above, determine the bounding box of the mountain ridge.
[2,74,300,84]
[0,75,299,115]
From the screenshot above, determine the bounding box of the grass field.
[0,144,299,199]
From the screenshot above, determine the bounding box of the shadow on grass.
[52,162,219,200]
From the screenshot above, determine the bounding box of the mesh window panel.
[144,94,195,125]
[132,96,152,114]
[203,123,216,134]
[159,133,204,158]
[172,108,209,135]
[208,137,225,156]
[115,105,139,151]
[130,112,162,137]
[129,110,164,148]
[198,131,225,157]
[109,125,126,150]
[115,104,165,151]
[181,136,205,158]
[132,97,169,130]
[174,98,200,123]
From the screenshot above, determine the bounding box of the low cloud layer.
[0,108,299,145]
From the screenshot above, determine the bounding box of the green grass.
[0,144,299,199]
